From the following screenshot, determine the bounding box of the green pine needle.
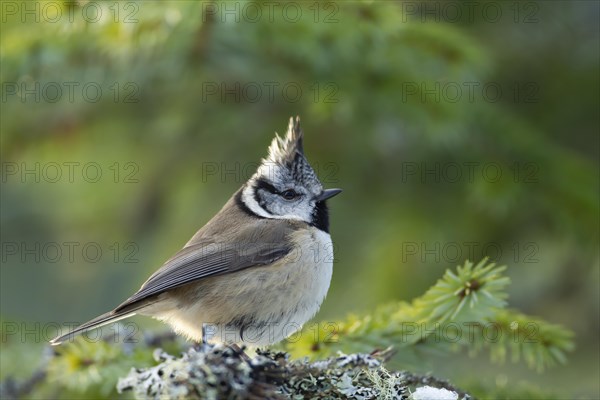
[284,258,574,373]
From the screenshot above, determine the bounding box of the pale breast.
[149,227,334,346]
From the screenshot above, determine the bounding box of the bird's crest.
[266,116,304,165]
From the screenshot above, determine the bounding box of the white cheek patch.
[241,184,308,222]
[241,184,274,218]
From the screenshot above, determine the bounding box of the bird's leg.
[194,323,250,361]
[192,323,209,351]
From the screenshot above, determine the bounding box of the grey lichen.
[117,344,469,400]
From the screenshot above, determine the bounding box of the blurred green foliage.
[1,0,598,398]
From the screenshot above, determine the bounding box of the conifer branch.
[284,259,574,372]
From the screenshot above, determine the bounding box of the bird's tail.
[50,309,138,346]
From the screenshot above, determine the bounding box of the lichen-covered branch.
[117,344,471,400]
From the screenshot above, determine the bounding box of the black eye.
[280,189,299,200]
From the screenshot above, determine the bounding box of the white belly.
[148,228,334,346]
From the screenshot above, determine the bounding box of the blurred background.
[1,0,598,398]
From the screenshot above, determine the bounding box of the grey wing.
[114,224,293,312]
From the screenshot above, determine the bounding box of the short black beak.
[315,188,342,202]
